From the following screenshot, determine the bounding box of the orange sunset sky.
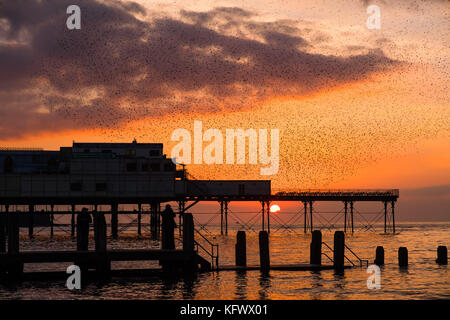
[0,0,449,220]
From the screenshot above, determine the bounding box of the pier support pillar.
[391,201,396,234]
[178,201,185,236]
[7,209,23,279]
[350,201,354,233]
[235,231,247,267]
[310,230,322,265]
[266,201,270,234]
[111,203,118,240]
[0,207,5,253]
[436,246,448,265]
[344,201,347,232]
[384,201,388,233]
[259,231,270,272]
[398,247,408,267]
[137,204,142,237]
[28,204,34,239]
[220,201,224,235]
[224,201,229,235]
[333,231,345,270]
[303,201,308,233]
[261,201,265,232]
[71,205,76,238]
[374,246,385,266]
[50,204,54,238]
[309,201,313,232]
[150,202,160,240]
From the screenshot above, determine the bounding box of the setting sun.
[270,204,281,213]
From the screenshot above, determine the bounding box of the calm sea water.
[0,222,448,300]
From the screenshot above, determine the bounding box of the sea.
[0,221,448,300]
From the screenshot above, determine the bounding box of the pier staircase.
[322,242,368,267]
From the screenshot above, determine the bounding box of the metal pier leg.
[220,201,224,235]
[303,201,307,233]
[350,201,354,233]
[225,201,229,235]
[71,205,75,238]
[50,204,54,238]
[261,201,265,231]
[137,204,142,237]
[309,201,313,232]
[28,204,34,239]
[344,201,348,233]
[391,201,396,234]
[266,201,270,234]
[384,201,388,233]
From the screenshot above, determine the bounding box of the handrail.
[322,241,356,267]
[322,252,333,263]
[194,227,219,269]
[344,244,369,267]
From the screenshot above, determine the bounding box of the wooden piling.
[28,205,34,239]
[7,211,23,279]
[374,246,384,266]
[398,247,408,267]
[94,213,107,253]
[8,211,19,254]
[333,231,345,269]
[137,204,142,237]
[235,231,247,267]
[310,230,322,265]
[94,212,110,279]
[111,203,118,239]
[436,246,447,265]
[259,231,270,271]
[182,213,194,253]
[77,209,90,251]
[71,205,75,238]
[0,212,5,253]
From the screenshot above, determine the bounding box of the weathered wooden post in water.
[436,246,447,265]
[398,247,408,267]
[0,212,5,253]
[77,208,91,251]
[7,211,23,279]
[374,246,384,266]
[310,230,322,265]
[182,213,195,273]
[235,231,247,267]
[259,231,270,271]
[333,231,345,270]
[111,203,119,240]
[94,212,110,280]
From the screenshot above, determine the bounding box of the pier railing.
[194,227,219,270]
[321,241,368,267]
[274,189,399,197]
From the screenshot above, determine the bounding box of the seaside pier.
[0,141,399,280]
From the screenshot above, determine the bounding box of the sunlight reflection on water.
[0,222,448,300]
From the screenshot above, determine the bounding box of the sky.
[0,0,449,220]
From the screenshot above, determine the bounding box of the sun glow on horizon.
[270,204,281,213]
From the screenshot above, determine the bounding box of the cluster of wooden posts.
[373,245,448,267]
[0,210,202,282]
[234,230,448,270]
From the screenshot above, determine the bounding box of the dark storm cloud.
[0,0,398,139]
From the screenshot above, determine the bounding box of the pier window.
[149,149,161,157]
[70,182,82,191]
[96,182,107,192]
[150,163,160,172]
[126,162,137,172]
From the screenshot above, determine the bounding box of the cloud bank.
[0,0,398,138]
